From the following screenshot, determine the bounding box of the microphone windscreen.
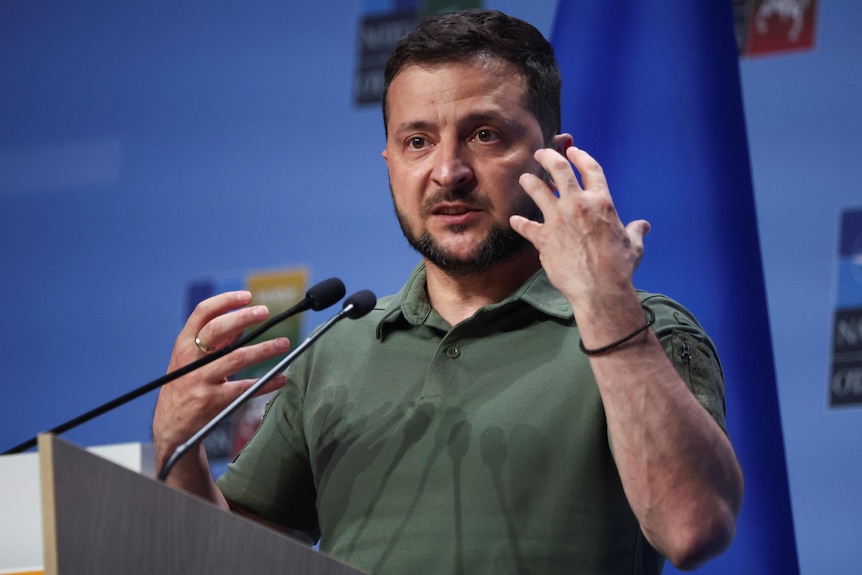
[307,278,346,311]
[342,290,377,319]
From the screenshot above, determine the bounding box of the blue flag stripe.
[551,2,799,573]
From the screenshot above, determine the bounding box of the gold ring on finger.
[194,335,216,354]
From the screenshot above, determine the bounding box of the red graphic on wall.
[743,0,817,56]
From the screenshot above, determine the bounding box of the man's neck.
[424,251,541,327]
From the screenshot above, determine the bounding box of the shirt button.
[445,346,461,359]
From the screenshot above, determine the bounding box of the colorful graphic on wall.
[830,208,862,407]
[736,0,817,56]
[186,267,308,460]
[354,0,482,105]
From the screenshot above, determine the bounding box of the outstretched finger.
[625,219,651,267]
[626,219,651,241]
[222,372,288,403]
[565,147,609,195]
[518,171,557,214]
[183,291,254,338]
[535,147,582,195]
[193,304,270,356]
[510,213,543,244]
[202,336,292,386]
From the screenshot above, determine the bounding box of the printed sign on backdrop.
[353,0,481,105]
[186,268,308,460]
[829,208,862,407]
[739,0,817,56]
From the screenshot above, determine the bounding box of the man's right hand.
[152,290,291,494]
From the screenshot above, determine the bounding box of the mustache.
[420,187,492,217]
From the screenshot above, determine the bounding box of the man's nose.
[430,142,473,189]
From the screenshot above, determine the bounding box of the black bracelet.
[578,305,656,355]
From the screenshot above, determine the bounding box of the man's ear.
[550,133,574,155]
[381,149,388,163]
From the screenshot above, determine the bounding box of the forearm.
[155,442,230,510]
[513,145,743,566]
[581,301,743,568]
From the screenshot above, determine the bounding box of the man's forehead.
[393,55,520,84]
[386,59,529,125]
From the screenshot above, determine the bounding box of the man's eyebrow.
[461,110,528,137]
[392,120,435,135]
[392,110,519,135]
[461,110,512,125]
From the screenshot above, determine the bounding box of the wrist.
[579,304,655,355]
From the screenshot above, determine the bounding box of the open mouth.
[430,203,482,226]
[433,204,477,216]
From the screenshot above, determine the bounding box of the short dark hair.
[382,9,562,144]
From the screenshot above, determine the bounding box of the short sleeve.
[643,293,728,434]
[216,374,321,539]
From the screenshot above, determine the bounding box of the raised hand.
[511,146,650,315]
[153,291,291,471]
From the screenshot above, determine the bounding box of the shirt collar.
[375,262,573,340]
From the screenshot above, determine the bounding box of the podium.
[6,434,365,574]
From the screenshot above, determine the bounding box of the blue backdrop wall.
[1,1,859,573]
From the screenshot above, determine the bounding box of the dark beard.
[393,191,543,277]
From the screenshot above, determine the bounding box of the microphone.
[2,277,346,455]
[158,289,377,481]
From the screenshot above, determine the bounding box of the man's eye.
[475,129,499,143]
[409,137,427,149]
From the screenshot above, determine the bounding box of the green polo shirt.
[217,263,726,575]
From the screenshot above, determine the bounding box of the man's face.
[382,58,548,276]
